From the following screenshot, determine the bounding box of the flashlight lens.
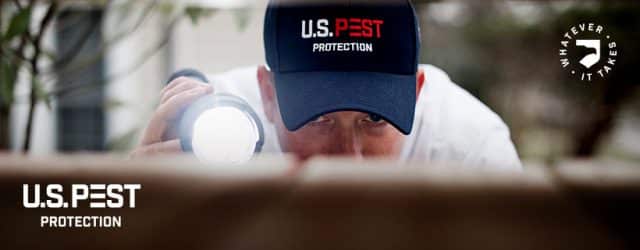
[191,107,258,165]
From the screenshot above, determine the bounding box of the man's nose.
[331,131,363,159]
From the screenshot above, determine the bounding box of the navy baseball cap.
[264,0,420,135]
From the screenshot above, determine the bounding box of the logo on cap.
[301,18,384,53]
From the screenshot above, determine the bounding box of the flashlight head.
[179,94,264,165]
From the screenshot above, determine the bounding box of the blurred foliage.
[185,6,215,25]
[231,7,252,32]
[420,1,640,162]
[0,0,217,151]
[5,7,31,41]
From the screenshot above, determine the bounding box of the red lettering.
[362,19,373,38]
[373,20,384,38]
[349,18,362,37]
[335,18,348,37]
[334,18,384,38]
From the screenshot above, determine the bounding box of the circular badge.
[559,22,618,82]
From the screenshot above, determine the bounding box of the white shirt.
[208,64,522,170]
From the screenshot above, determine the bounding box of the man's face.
[273,110,405,161]
[257,66,424,161]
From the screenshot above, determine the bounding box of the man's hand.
[131,77,213,158]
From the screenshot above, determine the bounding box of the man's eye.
[365,114,385,123]
[309,115,331,125]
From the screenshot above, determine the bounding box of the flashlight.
[168,69,265,165]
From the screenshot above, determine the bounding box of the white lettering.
[124,184,141,208]
[23,184,40,208]
[107,185,124,208]
[72,184,89,208]
[39,216,123,228]
[302,20,313,39]
[317,19,330,37]
[46,184,64,208]
[311,42,374,53]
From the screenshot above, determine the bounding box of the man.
[132,0,522,170]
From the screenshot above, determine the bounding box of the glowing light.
[191,107,258,165]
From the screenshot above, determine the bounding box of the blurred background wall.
[3,0,639,167]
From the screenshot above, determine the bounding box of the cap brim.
[273,71,416,135]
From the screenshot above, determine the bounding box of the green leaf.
[32,78,52,110]
[5,8,32,41]
[184,6,214,25]
[0,62,18,106]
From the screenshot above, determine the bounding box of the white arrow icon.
[576,39,601,69]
